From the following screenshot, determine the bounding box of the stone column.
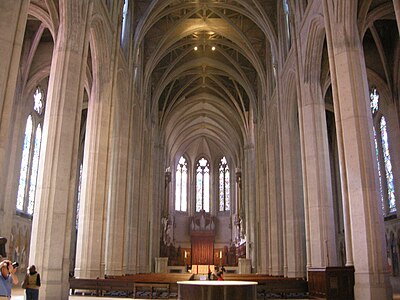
[29,1,91,299]
[297,83,337,269]
[104,76,130,276]
[244,143,257,271]
[278,86,306,277]
[323,1,391,299]
[266,109,284,276]
[124,102,144,274]
[75,54,113,278]
[0,0,29,237]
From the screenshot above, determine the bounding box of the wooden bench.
[113,273,194,296]
[70,273,194,298]
[70,277,137,296]
[133,282,169,299]
[69,278,102,296]
[223,274,308,297]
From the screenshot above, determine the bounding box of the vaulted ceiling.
[133,0,278,163]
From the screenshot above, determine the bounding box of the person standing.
[0,260,18,300]
[22,265,40,300]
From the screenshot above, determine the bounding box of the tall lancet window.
[120,0,128,46]
[380,117,396,213]
[196,157,210,212]
[282,0,291,48]
[373,127,384,212]
[370,87,396,215]
[16,86,45,216]
[219,157,230,211]
[175,156,188,212]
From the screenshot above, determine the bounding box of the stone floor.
[8,276,400,299]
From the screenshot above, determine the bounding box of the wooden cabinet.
[308,266,355,300]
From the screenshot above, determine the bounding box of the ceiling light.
[211,46,216,51]
[194,46,198,51]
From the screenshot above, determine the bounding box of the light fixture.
[211,46,216,51]
[194,46,198,51]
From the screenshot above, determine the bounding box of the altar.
[177,280,257,300]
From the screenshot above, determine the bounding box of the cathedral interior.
[0,0,400,299]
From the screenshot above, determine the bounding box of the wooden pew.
[112,273,194,297]
[69,278,102,296]
[223,274,308,297]
[70,273,194,298]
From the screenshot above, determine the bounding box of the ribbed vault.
[133,0,276,162]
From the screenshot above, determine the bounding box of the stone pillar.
[278,93,308,277]
[266,111,284,276]
[235,169,242,242]
[29,2,91,299]
[104,80,130,276]
[244,144,257,271]
[124,104,144,274]
[297,81,337,269]
[323,1,391,299]
[0,0,29,237]
[75,51,113,278]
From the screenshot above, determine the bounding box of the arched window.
[16,86,45,216]
[219,157,230,211]
[370,87,396,215]
[282,0,291,49]
[121,0,129,46]
[196,157,210,212]
[175,156,188,212]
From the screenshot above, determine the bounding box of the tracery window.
[370,87,396,215]
[196,157,210,212]
[175,156,188,212]
[16,86,45,216]
[219,157,230,212]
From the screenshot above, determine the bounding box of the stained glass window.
[219,157,230,211]
[121,0,128,45]
[373,127,384,212]
[16,115,33,211]
[283,0,291,48]
[196,157,210,212]
[370,88,379,114]
[175,156,188,212]
[27,124,42,215]
[380,117,396,213]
